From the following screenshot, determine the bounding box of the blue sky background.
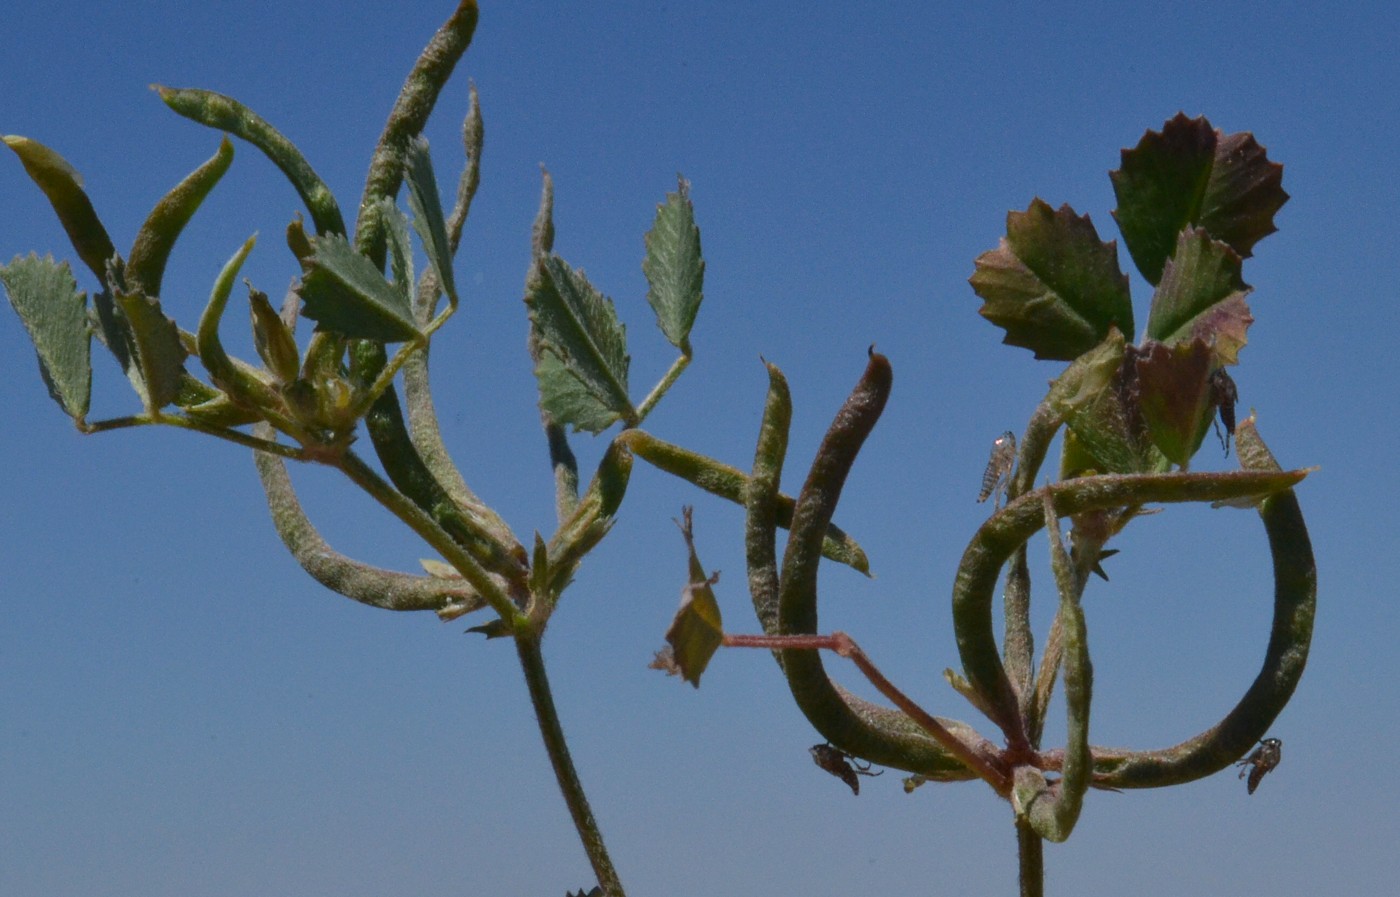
[2,1,1396,894]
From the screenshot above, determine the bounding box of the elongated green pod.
[1085,416,1315,788]
[126,137,233,296]
[952,466,1309,748]
[757,354,983,777]
[156,87,346,236]
[355,0,479,269]
[3,135,118,283]
[353,345,527,581]
[1012,493,1091,842]
[544,439,633,602]
[195,235,281,414]
[254,427,486,616]
[619,428,870,574]
[745,361,791,635]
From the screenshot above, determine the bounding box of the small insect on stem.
[977,431,1017,509]
[1236,737,1282,794]
[1210,368,1239,457]
[810,743,883,796]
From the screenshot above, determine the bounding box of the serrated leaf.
[403,136,456,303]
[525,256,633,430]
[114,286,187,410]
[298,232,420,342]
[0,253,92,421]
[971,200,1133,360]
[1134,338,1215,467]
[3,135,117,282]
[1111,113,1288,284]
[642,176,704,350]
[1145,228,1253,365]
[535,350,624,434]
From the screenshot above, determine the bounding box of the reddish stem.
[722,630,1011,792]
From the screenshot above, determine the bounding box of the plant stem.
[723,631,1010,792]
[515,634,625,897]
[1016,817,1044,897]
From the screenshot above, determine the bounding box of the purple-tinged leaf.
[971,200,1133,360]
[1146,228,1253,365]
[1112,113,1287,284]
[1135,339,1215,467]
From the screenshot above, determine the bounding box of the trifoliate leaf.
[0,253,92,422]
[297,232,420,342]
[1145,228,1253,365]
[114,286,187,410]
[1134,338,1215,467]
[1111,113,1288,284]
[525,256,633,431]
[971,200,1133,360]
[642,176,704,350]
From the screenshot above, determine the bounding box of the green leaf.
[970,199,1133,360]
[642,176,704,350]
[377,197,415,309]
[663,509,724,687]
[1049,330,1164,475]
[126,136,234,296]
[1134,338,1215,467]
[525,256,633,432]
[298,233,421,342]
[402,136,457,304]
[0,254,92,422]
[1111,113,1288,284]
[3,136,118,284]
[535,351,624,434]
[1145,228,1253,365]
[114,286,187,411]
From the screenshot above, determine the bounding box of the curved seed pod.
[355,0,479,269]
[745,361,792,636]
[952,467,1309,745]
[195,235,283,417]
[354,349,527,581]
[620,428,870,574]
[772,351,973,774]
[1012,493,1091,842]
[254,427,487,616]
[156,87,346,236]
[127,137,233,296]
[544,439,633,600]
[1085,416,1315,788]
[2,135,117,283]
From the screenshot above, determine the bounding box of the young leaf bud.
[248,285,300,383]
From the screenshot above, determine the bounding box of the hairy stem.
[1017,817,1044,897]
[515,635,625,897]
